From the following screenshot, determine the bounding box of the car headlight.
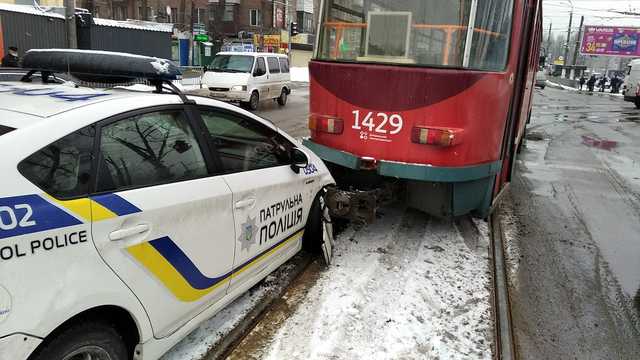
[231,85,247,92]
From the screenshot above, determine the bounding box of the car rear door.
[195,107,313,293]
[90,106,235,338]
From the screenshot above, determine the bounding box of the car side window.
[19,126,95,199]
[96,110,207,192]
[198,108,291,173]
[267,57,281,74]
[255,58,266,76]
[278,58,290,73]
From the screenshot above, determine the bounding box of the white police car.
[0,50,335,360]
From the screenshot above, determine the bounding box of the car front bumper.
[0,333,42,359]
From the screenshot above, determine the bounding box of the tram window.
[318,0,472,67]
[317,0,514,71]
[468,0,514,71]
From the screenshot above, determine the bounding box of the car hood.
[202,72,251,87]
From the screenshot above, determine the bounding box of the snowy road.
[224,206,494,360]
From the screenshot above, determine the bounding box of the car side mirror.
[290,148,309,174]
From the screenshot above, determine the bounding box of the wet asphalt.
[505,87,640,359]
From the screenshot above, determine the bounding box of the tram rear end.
[303,0,542,220]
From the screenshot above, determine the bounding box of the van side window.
[19,126,95,199]
[267,57,281,74]
[278,58,290,73]
[255,57,267,76]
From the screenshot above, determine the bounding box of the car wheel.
[635,97,640,109]
[277,88,288,106]
[540,85,545,90]
[31,322,128,360]
[248,91,259,111]
[303,191,334,260]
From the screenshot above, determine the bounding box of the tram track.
[490,212,516,360]
[200,208,514,360]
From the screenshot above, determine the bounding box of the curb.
[545,81,625,100]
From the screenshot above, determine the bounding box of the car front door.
[196,107,313,293]
[90,107,235,338]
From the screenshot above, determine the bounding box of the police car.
[0,49,335,360]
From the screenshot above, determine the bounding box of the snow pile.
[290,67,309,83]
[253,206,493,359]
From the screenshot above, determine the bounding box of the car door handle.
[109,224,150,241]
[235,198,256,209]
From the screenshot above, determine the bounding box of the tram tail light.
[411,127,463,147]
[309,114,344,134]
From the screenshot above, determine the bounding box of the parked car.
[202,52,291,111]
[0,49,334,360]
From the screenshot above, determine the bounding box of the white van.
[202,52,291,111]
[623,59,640,109]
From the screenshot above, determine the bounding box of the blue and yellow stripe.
[127,229,304,302]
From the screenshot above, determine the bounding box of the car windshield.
[210,55,255,73]
[317,0,514,71]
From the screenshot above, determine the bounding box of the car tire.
[540,85,545,90]
[277,88,288,106]
[248,91,259,111]
[30,322,128,360]
[635,97,640,109]
[303,191,332,255]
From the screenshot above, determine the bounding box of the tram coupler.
[325,183,397,224]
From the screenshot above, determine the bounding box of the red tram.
[304,0,543,218]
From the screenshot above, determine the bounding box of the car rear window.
[0,125,15,136]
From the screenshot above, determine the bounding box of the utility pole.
[562,11,573,78]
[570,15,584,79]
[547,22,552,48]
[64,0,77,49]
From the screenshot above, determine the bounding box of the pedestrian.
[610,75,620,94]
[587,75,596,92]
[598,76,607,92]
[579,75,586,91]
[1,46,20,68]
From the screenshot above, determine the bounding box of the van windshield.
[210,55,255,73]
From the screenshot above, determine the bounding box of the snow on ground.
[242,206,493,360]
[546,80,624,97]
[290,67,309,83]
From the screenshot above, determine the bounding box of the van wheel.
[277,88,288,106]
[31,322,127,360]
[248,91,259,111]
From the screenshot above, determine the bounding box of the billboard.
[581,26,640,57]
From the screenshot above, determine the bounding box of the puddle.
[582,135,617,151]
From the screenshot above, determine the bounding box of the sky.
[543,0,640,36]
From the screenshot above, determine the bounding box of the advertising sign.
[0,19,4,60]
[263,35,281,46]
[581,26,640,57]
[276,8,284,29]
